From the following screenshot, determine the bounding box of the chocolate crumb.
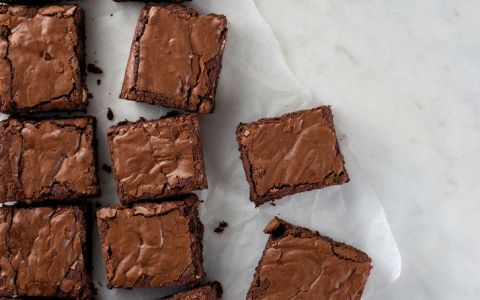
[97,79,101,85]
[270,202,276,207]
[106,108,114,120]
[110,13,113,17]
[102,164,112,173]
[87,63,103,74]
[214,220,229,234]
[87,93,93,99]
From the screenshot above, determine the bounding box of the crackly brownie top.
[0,206,89,299]
[237,106,348,198]
[0,118,98,203]
[123,5,227,112]
[0,5,84,111]
[107,114,206,202]
[247,218,372,300]
[96,197,204,288]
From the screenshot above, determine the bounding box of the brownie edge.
[161,281,223,299]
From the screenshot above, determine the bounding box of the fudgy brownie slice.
[96,195,205,289]
[0,5,87,114]
[0,205,93,299]
[236,106,349,206]
[107,113,207,204]
[161,281,223,299]
[120,5,228,113]
[0,117,100,204]
[247,217,372,300]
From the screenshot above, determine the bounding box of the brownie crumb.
[87,63,103,74]
[97,79,101,86]
[102,164,112,173]
[270,202,276,207]
[87,93,93,99]
[214,221,229,234]
[106,108,114,121]
[110,13,113,17]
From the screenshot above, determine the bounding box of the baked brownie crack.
[247,217,372,300]
[236,106,349,206]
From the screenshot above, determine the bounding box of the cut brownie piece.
[162,281,223,300]
[236,106,349,206]
[107,113,207,204]
[0,5,87,114]
[0,205,93,299]
[120,5,228,113]
[247,217,372,300]
[96,195,205,289]
[0,117,100,204]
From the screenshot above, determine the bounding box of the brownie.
[0,117,100,204]
[247,217,372,300]
[120,5,228,113]
[107,113,207,204]
[162,281,223,300]
[0,205,93,299]
[0,5,87,114]
[96,195,205,289]
[236,106,349,206]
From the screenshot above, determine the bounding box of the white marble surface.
[253,0,480,299]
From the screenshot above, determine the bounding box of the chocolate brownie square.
[0,5,87,114]
[0,205,93,299]
[247,217,372,300]
[96,195,205,289]
[0,117,100,204]
[120,5,228,113]
[236,106,349,206]
[162,281,222,299]
[107,113,207,204]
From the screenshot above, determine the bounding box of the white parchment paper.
[2,0,401,298]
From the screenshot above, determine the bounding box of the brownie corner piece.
[0,5,87,114]
[0,205,93,299]
[247,217,372,300]
[236,106,349,206]
[96,194,205,289]
[119,4,228,113]
[162,281,223,299]
[107,113,207,204]
[0,117,100,204]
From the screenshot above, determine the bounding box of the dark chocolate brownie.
[96,195,205,289]
[247,217,372,300]
[0,5,87,114]
[107,113,207,204]
[0,117,100,204]
[236,106,349,206]
[0,205,93,299]
[120,5,228,113]
[162,281,223,300]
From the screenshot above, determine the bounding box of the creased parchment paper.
[1,0,401,298]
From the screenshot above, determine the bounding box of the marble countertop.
[254,0,480,298]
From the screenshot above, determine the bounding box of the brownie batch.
[0,0,373,299]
